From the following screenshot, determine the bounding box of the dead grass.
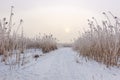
[73,12,120,67]
[0,6,58,67]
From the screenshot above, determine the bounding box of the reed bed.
[73,12,120,67]
[0,6,58,67]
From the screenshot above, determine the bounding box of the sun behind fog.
[65,28,70,33]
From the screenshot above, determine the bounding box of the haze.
[0,0,120,43]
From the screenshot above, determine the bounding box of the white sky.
[0,0,120,43]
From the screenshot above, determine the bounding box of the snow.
[0,48,120,80]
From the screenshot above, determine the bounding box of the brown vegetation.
[73,12,120,67]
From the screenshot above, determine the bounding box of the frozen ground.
[0,48,120,80]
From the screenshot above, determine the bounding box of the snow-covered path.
[0,48,120,80]
[17,48,84,80]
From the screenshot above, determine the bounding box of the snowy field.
[0,48,120,80]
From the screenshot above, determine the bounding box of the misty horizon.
[0,0,120,43]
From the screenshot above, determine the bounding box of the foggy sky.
[0,0,120,43]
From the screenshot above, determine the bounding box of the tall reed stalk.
[73,12,120,67]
